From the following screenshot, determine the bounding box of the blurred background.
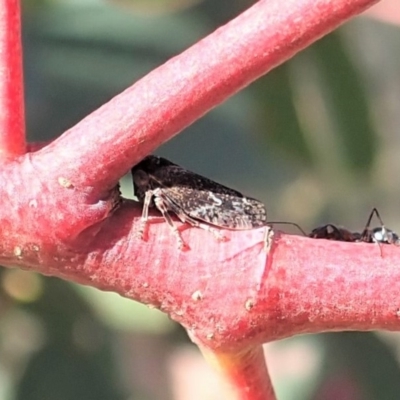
[0,0,400,399]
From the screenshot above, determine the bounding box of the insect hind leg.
[136,191,153,240]
[153,194,186,249]
[164,198,227,242]
[136,190,185,249]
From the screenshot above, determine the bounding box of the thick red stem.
[1,203,398,349]
[35,0,379,192]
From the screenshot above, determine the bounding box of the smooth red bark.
[201,346,276,400]
[35,0,379,192]
[0,0,387,399]
[0,0,25,157]
[3,201,399,348]
[366,0,400,25]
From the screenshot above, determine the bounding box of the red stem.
[2,204,398,348]
[0,0,25,158]
[0,1,384,399]
[35,0,379,191]
[200,346,276,400]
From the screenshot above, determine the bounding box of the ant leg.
[360,207,384,256]
[361,207,386,241]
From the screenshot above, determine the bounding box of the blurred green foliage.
[0,0,399,399]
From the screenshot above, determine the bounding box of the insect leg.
[162,197,227,241]
[136,191,154,239]
[153,194,185,249]
[360,208,384,240]
[179,213,227,241]
[360,208,384,256]
[365,208,400,246]
[263,226,274,252]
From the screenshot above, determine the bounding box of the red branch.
[3,203,398,347]
[0,0,385,398]
[13,0,381,346]
[0,0,25,157]
[34,0,379,190]
[200,346,276,400]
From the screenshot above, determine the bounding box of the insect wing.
[133,157,267,232]
[147,164,243,195]
[187,189,267,229]
[146,165,267,230]
[161,185,267,229]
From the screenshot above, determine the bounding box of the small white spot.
[232,200,244,212]
[58,177,74,188]
[191,290,203,301]
[373,229,385,242]
[245,299,254,311]
[31,244,40,252]
[13,246,22,257]
[28,199,38,208]
[142,282,149,288]
[326,226,334,234]
[208,192,222,205]
[206,333,214,340]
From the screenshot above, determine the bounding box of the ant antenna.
[267,221,307,236]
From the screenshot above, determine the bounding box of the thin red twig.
[200,346,277,400]
[0,0,25,158]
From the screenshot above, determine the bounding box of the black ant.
[309,208,400,246]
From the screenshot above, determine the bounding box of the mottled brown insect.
[131,155,268,248]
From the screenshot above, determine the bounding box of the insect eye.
[132,170,149,186]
